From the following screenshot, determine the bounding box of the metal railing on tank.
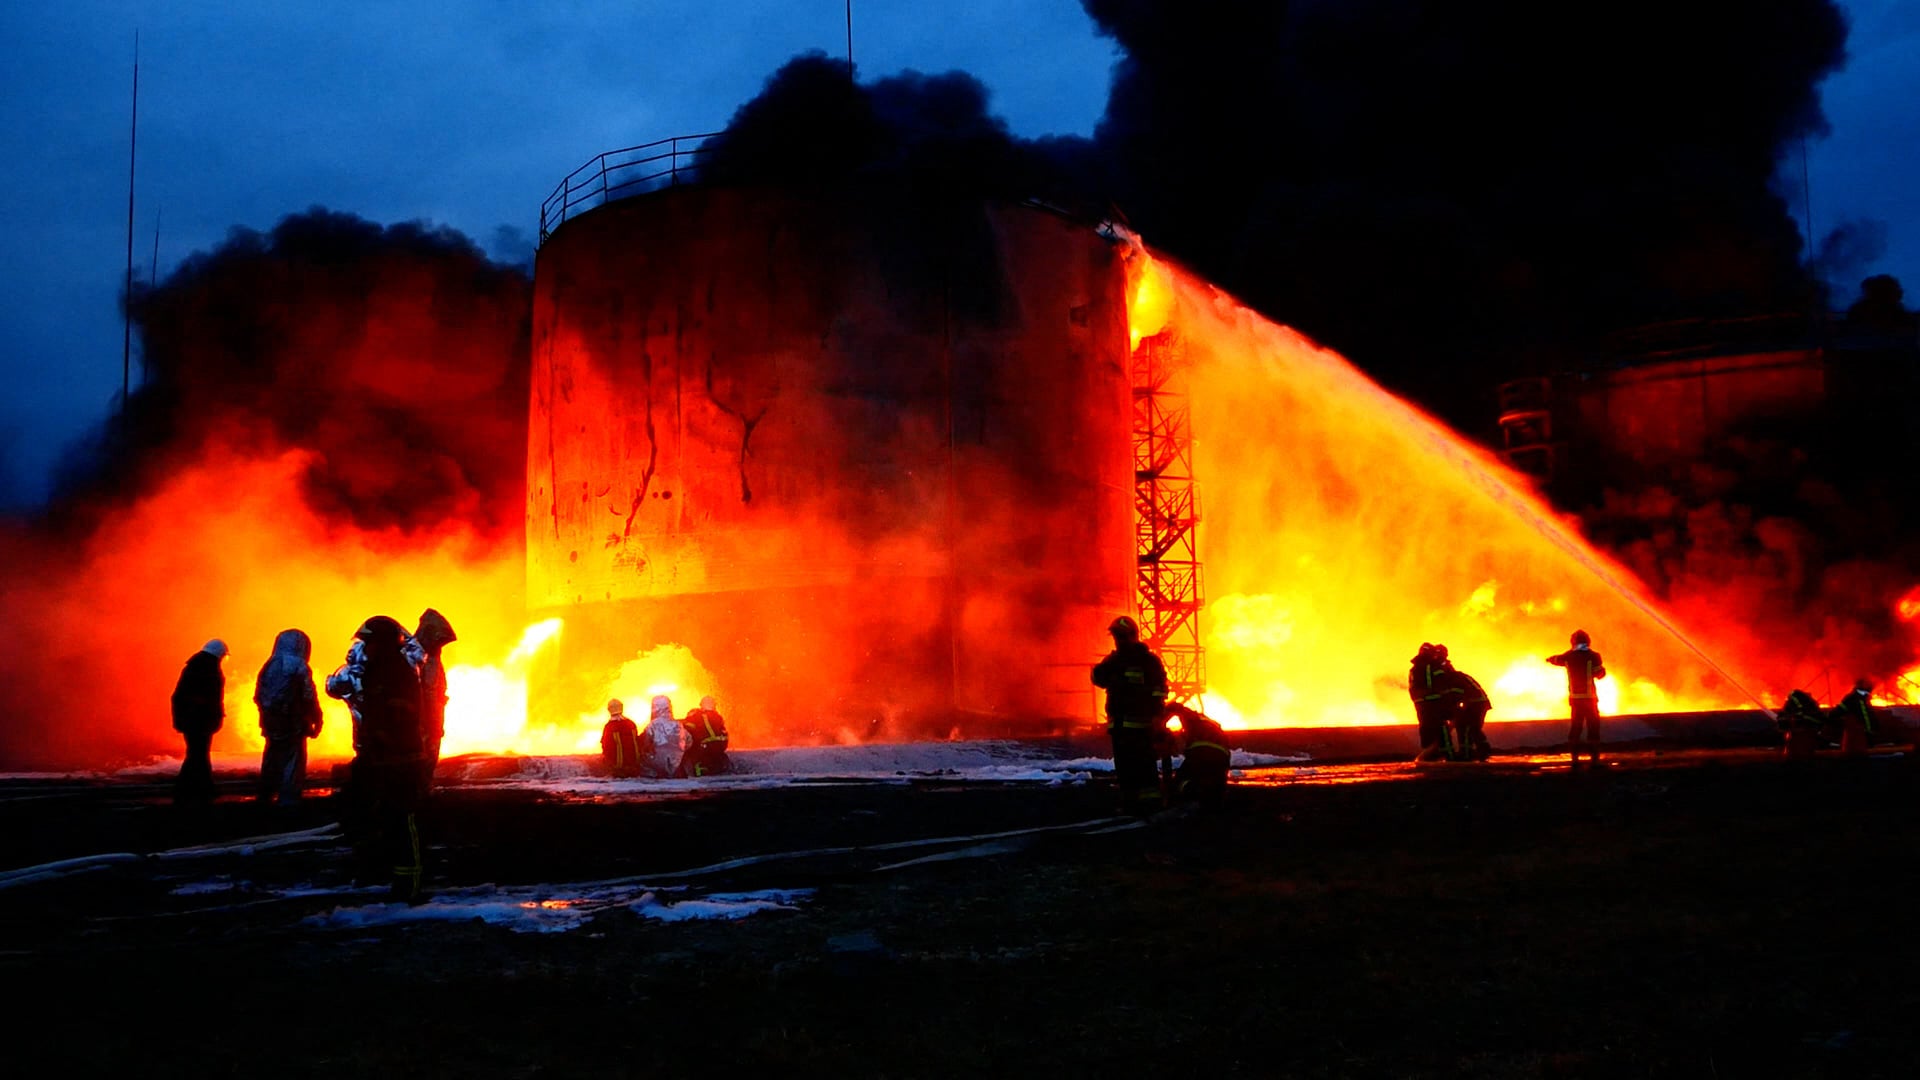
[538,132,721,244]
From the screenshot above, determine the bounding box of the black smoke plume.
[1081,0,1849,417]
[56,208,532,539]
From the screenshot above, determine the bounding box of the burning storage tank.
[528,185,1135,740]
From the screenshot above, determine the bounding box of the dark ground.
[3,749,1918,1077]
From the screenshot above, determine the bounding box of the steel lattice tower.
[1131,330,1205,704]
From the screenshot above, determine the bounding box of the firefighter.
[680,695,732,777]
[254,629,323,806]
[1408,643,1458,763]
[1777,689,1825,760]
[327,616,426,903]
[600,699,645,778]
[1546,630,1607,766]
[1092,615,1169,815]
[170,639,228,807]
[408,608,457,796]
[645,694,686,779]
[1832,678,1880,757]
[1164,700,1232,808]
[1437,659,1493,762]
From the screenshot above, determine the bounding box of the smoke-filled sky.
[0,0,1912,507]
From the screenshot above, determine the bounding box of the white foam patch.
[1231,750,1312,767]
[301,883,811,933]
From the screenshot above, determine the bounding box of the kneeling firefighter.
[1164,700,1232,808]
[1092,615,1169,815]
[680,696,732,777]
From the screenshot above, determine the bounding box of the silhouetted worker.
[600,699,645,778]
[1164,700,1231,808]
[1437,660,1493,762]
[680,695,732,777]
[327,616,426,903]
[170,639,228,807]
[1832,678,1880,757]
[408,608,457,795]
[1092,615,1169,815]
[1777,689,1825,760]
[1547,630,1607,765]
[645,694,686,779]
[1409,643,1457,763]
[254,629,323,806]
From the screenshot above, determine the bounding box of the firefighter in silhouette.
[408,608,457,796]
[680,696,732,777]
[1436,657,1493,761]
[1164,700,1232,808]
[170,639,228,807]
[1409,643,1458,762]
[1832,679,1880,757]
[327,616,426,903]
[254,629,323,805]
[600,699,645,778]
[1777,689,1825,760]
[1092,615,1169,815]
[1547,630,1607,766]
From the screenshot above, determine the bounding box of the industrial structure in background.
[528,148,1152,738]
[1497,304,1920,494]
[1130,328,1206,705]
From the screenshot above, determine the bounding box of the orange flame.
[1127,249,1766,727]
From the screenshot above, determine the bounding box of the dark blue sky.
[0,1,1911,505]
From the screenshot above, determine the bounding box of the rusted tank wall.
[528,187,1133,736]
[1571,349,1825,467]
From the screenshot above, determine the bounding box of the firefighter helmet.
[1570,630,1591,647]
[1109,615,1139,638]
[607,698,624,717]
[1855,677,1873,694]
[1432,643,1449,662]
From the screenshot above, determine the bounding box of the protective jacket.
[1832,690,1878,739]
[255,629,322,741]
[171,651,225,736]
[1438,668,1490,712]
[329,617,422,762]
[410,609,457,742]
[1092,641,1169,727]
[601,716,645,778]
[684,707,730,753]
[1408,652,1454,705]
[1546,646,1607,700]
[645,696,686,778]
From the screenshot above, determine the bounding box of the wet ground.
[4,744,1919,1076]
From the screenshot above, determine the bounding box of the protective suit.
[1777,689,1825,760]
[1165,701,1231,808]
[1408,644,1459,762]
[601,699,645,778]
[1436,665,1492,762]
[1832,681,1879,757]
[170,640,227,806]
[409,608,457,794]
[328,616,425,902]
[645,695,687,779]
[1547,632,1607,765]
[1092,616,1169,815]
[680,696,732,777]
[254,629,322,805]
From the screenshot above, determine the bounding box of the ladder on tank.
[1131,331,1206,705]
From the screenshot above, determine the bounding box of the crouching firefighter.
[601,699,645,778]
[680,696,732,777]
[1165,700,1232,808]
[1437,660,1493,762]
[327,616,427,903]
[1092,615,1170,815]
